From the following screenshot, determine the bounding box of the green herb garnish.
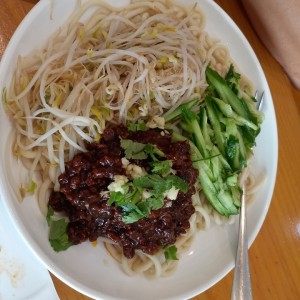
[164,244,178,260]
[47,206,73,252]
[46,205,54,226]
[120,139,148,159]
[144,144,164,161]
[108,174,188,224]
[151,160,172,175]
[127,121,148,131]
[120,139,164,161]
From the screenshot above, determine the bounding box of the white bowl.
[0,0,278,299]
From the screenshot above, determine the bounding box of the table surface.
[1,0,300,299]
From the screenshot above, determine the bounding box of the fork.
[231,91,264,300]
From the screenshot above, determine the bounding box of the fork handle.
[231,185,253,300]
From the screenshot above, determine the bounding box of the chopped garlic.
[170,168,177,175]
[142,190,152,199]
[107,175,128,194]
[121,157,147,179]
[164,186,179,200]
[165,201,173,208]
[121,157,130,168]
[126,163,147,179]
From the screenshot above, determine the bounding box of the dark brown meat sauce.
[48,125,198,258]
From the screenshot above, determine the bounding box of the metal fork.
[231,91,264,300]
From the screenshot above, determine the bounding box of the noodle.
[3,0,262,278]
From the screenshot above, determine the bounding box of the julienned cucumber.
[166,65,263,217]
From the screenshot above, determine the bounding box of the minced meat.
[48,125,198,258]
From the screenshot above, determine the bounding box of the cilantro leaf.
[225,64,241,95]
[164,245,178,260]
[147,194,164,210]
[165,175,188,193]
[49,238,72,252]
[144,144,164,161]
[133,174,172,193]
[46,205,54,226]
[108,191,126,206]
[48,218,73,252]
[226,134,241,171]
[120,138,165,161]
[122,211,144,224]
[133,174,188,201]
[120,202,138,213]
[109,183,142,206]
[127,121,148,131]
[120,139,148,159]
[121,200,149,224]
[136,200,151,215]
[46,206,72,252]
[151,160,172,175]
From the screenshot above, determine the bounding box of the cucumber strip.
[171,131,187,143]
[197,167,229,216]
[179,121,193,134]
[218,152,233,174]
[199,107,213,148]
[164,98,199,123]
[241,97,264,125]
[205,97,225,157]
[232,112,258,130]
[212,97,233,117]
[236,127,247,167]
[210,147,221,180]
[225,120,248,171]
[231,186,242,208]
[217,190,239,214]
[206,67,252,121]
[181,107,208,158]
